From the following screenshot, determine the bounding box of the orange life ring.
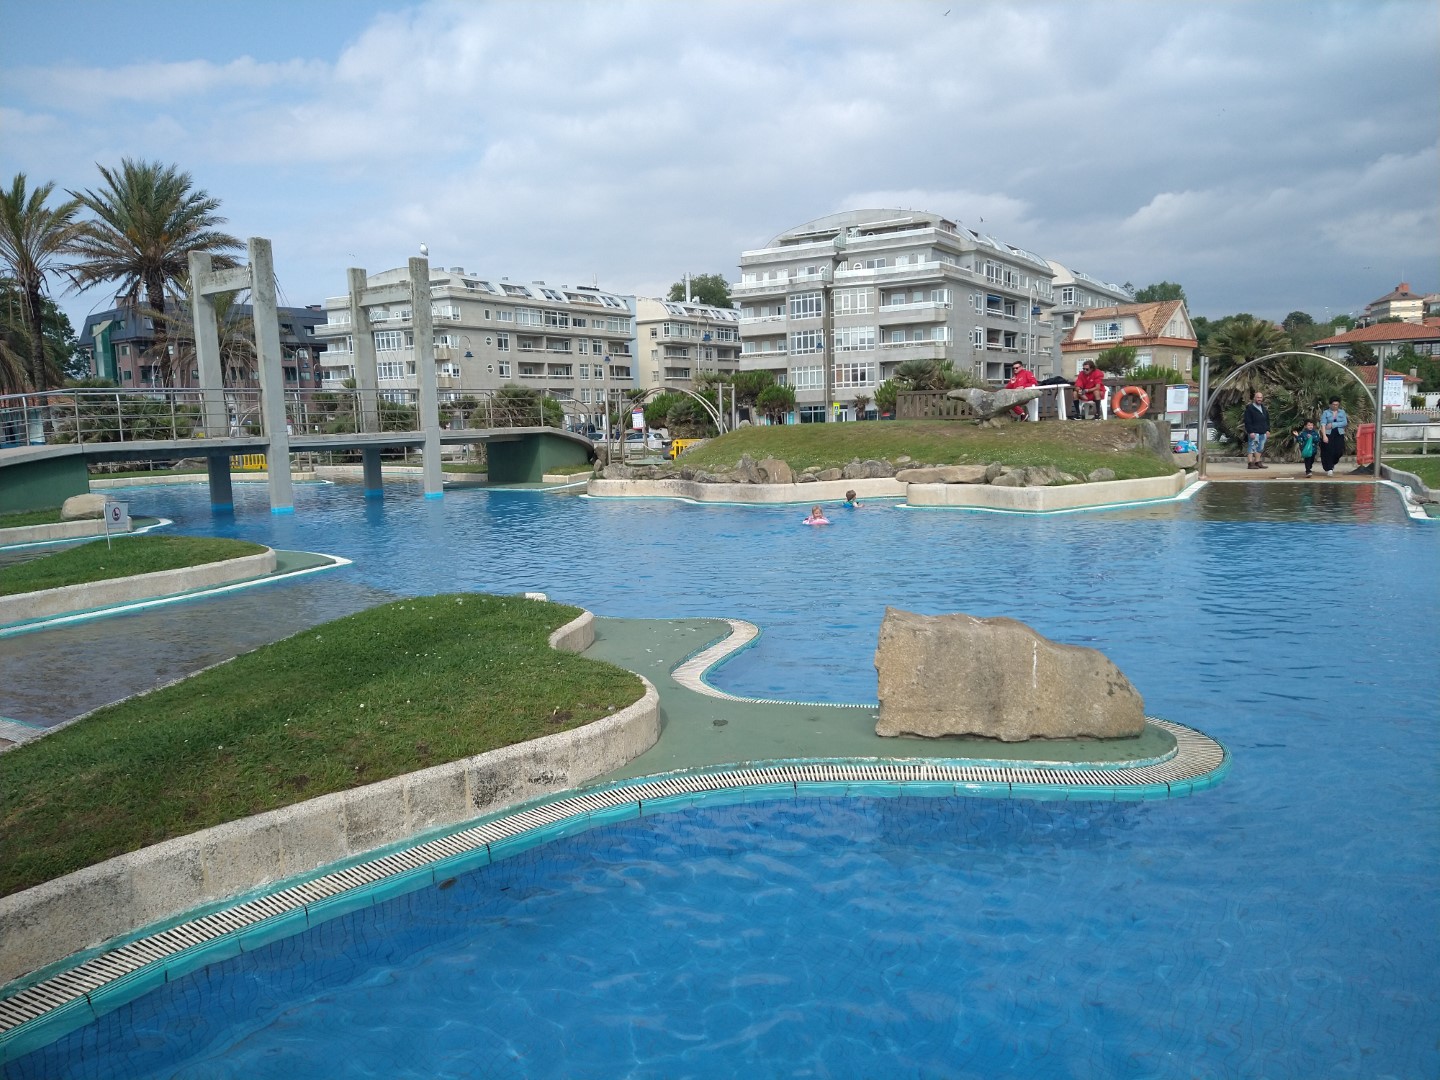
[1112,386,1150,419]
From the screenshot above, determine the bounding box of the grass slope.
[1391,456,1440,489]
[0,508,67,529]
[0,594,645,896]
[0,535,267,596]
[677,420,1176,480]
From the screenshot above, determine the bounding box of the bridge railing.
[285,388,568,434]
[0,389,232,447]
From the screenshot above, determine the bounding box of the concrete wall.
[0,455,90,515]
[0,550,276,626]
[0,519,126,546]
[0,609,658,985]
[587,476,907,503]
[488,432,591,484]
[906,470,1192,511]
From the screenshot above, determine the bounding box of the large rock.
[989,472,1025,487]
[817,468,843,482]
[895,465,990,485]
[756,457,794,484]
[60,493,106,520]
[841,458,895,480]
[1087,468,1116,482]
[729,454,762,484]
[947,387,1043,419]
[874,608,1145,741]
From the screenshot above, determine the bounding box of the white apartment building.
[734,209,1060,421]
[1045,261,1133,341]
[315,266,637,426]
[634,297,742,392]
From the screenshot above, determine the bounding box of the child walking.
[1293,420,1321,477]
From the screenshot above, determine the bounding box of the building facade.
[634,297,741,392]
[1359,282,1427,326]
[1060,300,1197,376]
[1311,320,1440,362]
[1044,261,1133,339]
[78,304,327,389]
[734,210,1061,422]
[315,267,637,428]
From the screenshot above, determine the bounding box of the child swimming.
[803,505,831,525]
[843,490,861,509]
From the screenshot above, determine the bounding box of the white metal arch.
[1197,350,1382,479]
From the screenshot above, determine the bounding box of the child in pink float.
[803,505,831,526]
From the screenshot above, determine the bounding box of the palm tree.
[68,159,241,385]
[153,282,256,386]
[0,174,81,390]
[0,282,78,392]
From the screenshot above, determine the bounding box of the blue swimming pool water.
[4,480,1438,1077]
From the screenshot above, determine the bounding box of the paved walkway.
[1202,459,1372,482]
[584,617,1176,782]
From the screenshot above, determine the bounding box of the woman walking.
[1319,397,1348,476]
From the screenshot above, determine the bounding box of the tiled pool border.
[0,719,1228,1064]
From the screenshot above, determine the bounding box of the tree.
[851,392,872,418]
[756,383,795,424]
[1345,341,1377,366]
[667,273,731,309]
[1391,345,1440,392]
[1094,345,1137,374]
[874,379,898,416]
[1132,281,1186,303]
[0,173,81,390]
[1281,311,1315,334]
[0,282,82,392]
[151,281,257,387]
[1205,316,1290,381]
[68,159,241,385]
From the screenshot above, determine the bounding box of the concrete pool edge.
[584,471,1196,512]
[0,719,1229,1063]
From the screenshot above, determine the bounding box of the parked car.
[622,432,665,451]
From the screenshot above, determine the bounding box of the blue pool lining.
[0,516,172,553]
[0,724,1229,1063]
[0,553,353,639]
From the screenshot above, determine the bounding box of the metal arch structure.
[1197,349,1384,479]
[627,384,728,434]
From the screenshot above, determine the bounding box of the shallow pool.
[3,480,1437,1077]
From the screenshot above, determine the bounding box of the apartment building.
[315,267,637,426]
[1359,282,1427,326]
[79,304,327,389]
[1045,261,1133,341]
[634,297,741,392]
[734,209,1059,422]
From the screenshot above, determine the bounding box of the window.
[497,361,510,377]
[496,333,509,351]
[789,292,823,319]
[1093,321,1123,343]
[798,405,825,423]
[591,339,602,354]
[580,388,591,403]
[929,288,950,304]
[1060,286,1076,304]
[515,308,542,327]
[578,340,590,354]
[373,330,406,351]
[833,288,873,315]
[579,364,590,379]
[543,310,570,328]
[833,361,875,388]
[863,258,886,269]
[790,330,823,355]
[377,360,405,380]
[498,309,513,322]
[791,364,823,390]
[834,326,877,352]
[972,326,984,347]
[540,288,565,302]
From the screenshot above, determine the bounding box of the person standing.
[1319,396,1348,476]
[1243,391,1271,470]
[1293,419,1321,477]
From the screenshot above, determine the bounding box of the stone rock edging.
[906,470,1194,512]
[588,476,906,503]
[0,608,659,986]
[0,519,129,546]
[0,550,278,627]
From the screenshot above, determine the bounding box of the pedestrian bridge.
[0,387,595,515]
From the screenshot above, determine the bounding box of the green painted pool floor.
[585,617,1175,782]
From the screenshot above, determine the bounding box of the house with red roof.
[1310,320,1440,364]
[1059,300,1196,378]
[1359,282,1427,326]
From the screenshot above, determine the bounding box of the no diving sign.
[106,500,130,527]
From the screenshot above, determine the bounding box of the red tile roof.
[1061,300,1194,347]
[1312,320,1440,345]
[1368,282,1423,305]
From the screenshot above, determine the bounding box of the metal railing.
[0,386,569,449]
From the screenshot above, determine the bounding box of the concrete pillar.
[362,446,383,498]
[188,252,229,438]
[207,454,233,512]
[249,238,294,514]
[348,267,379,434]
[410,256,443,499]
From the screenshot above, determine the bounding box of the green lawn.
[677,420,1176,480]
[0,508,67,529]
[0,594,645,896]
[0,535,267,596]
[1391,457,1440,489]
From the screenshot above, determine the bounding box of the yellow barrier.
[230,454,268,472]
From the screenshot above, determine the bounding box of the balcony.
[878,340,949,360]
[834,261,951,283]
[739,314,786,326]
[878,302,950,324]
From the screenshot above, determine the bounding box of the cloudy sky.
[3,0,1436,329]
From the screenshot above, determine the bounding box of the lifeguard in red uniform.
[1005,361,1038,418]
[1073,360,1106,418]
